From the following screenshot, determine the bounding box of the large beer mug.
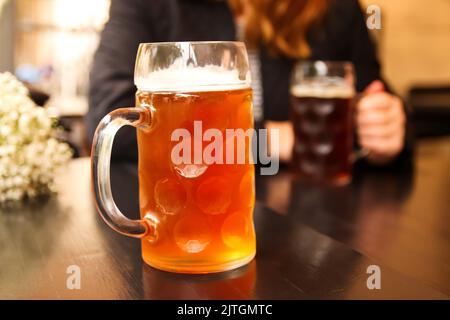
[290,61,356,185]
[92,42,256,273]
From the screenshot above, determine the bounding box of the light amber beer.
[136,87,256,273]
[91,42,256,274]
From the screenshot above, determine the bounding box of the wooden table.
[1,138,449,299]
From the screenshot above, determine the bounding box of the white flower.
[0,72,73,203]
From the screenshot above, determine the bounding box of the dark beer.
[290,85,354,184]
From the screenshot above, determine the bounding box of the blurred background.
[0,0,110,156]
[0,0,449,157]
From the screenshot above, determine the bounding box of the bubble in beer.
[312,134,333,156]
[174,216,211,253]
[300,119,323,135]
[172,120,209,178]
[239,170,255,208]
[221,212,250,249]
[313,142,333,156]
[174,163,208,179]
[314,102,334,116]
[154,178,186,215]
[196,176,232,215]
[300,155,320,174]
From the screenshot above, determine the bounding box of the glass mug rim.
[291,60,356,97]
[294,60,355,71]
[137,40,247,46]
[134,41,251,92]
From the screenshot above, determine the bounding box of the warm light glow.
[14,0,111,116]
[51,0,110,30]
[0,0,8,15]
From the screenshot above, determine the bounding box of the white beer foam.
[135,65,250,92]
[291,84,355,99]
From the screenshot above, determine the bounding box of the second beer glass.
[290,61,356,185]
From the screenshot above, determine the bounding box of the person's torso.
[145,0,355,122]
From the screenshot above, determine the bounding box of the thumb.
[364,80,385,94]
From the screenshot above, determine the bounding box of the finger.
[357,98,405,126]
[357,121,401,139]
[357,92,393,112]
[357,105,405,135]
[358,134,404,157]
[357,108,399,126]
[364,80,385,95]
[360,140,402,159]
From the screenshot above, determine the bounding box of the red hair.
[229,0,329,58]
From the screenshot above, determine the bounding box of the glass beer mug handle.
[91,107,156,240]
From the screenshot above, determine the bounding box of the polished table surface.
[0,138,449,299]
